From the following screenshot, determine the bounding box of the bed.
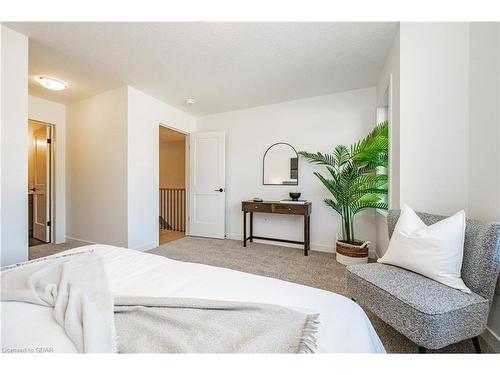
[1,244,385,353]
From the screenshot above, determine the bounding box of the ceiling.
[6,22,398,116]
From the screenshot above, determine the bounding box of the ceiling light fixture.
[185,98,196,106]
[35,76,68,91]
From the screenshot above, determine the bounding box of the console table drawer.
[242,202,271,213]
[272,203,308,215]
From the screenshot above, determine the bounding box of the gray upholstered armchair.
[346,210,500,353]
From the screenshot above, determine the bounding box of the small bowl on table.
[289,192,301,201]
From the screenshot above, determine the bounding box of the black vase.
[289,192,301,201]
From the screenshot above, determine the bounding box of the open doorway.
[158,125,187,245]
[28,120,53,247]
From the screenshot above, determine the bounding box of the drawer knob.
[255,206,258,208]
[288,208,291,211]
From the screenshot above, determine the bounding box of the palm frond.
[313,172,347,206]
[324,199,343,216]
[332,145,350,170]
[351,122,389,163]
[352,201,389,215]
[299,121,389,243]
[298,151,337,167]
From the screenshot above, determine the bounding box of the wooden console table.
[241,200,312,256]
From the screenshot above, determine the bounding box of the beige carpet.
[149,236,493,354]
[29,239,90,260]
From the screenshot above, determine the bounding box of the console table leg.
[249,212,253,242]
[304,215,309,256]
[243,211,247,247]
[307,215,311,251]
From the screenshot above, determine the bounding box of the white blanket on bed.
[1,245,385,353]
[1,251,115,353]
[1,251,320,353]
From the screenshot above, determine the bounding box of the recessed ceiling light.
[185,98,196,105]
[35,76,68,91]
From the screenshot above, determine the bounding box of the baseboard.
[225,233,378,259]
[65,236,93,245]
[129,241,157,252]
[225,233,332,252]
[66,236,157,252]
[482,327,500,353]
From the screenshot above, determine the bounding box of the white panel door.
[33,126,51,242]
[189,131,225,238]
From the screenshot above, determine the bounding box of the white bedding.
[1,245,385,353]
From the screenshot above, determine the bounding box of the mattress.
[1,244,385,353]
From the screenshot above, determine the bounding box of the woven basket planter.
[335,234,370,266]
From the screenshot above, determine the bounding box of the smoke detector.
[184,98,196,106]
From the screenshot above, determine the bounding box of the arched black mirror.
[263,143,298,185]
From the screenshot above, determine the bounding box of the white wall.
[1,25,2,262]
[395,22,500,351]
[66,87,129,246]
[28,95,66,244]
[399,23,470,215]
[127,86,196,250]
[66,85,195,251]
[468,23,500,222]
[197,88,378,254]
[375,29,400,257]
[468,22,500,352]
[1,26,28,266]
[159,140,186,188]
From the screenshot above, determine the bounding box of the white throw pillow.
[378,205,471,293]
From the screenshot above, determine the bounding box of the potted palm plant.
[299,122,389,265]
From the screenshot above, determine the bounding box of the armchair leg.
[472,336,481,354]
[418,346,427,353]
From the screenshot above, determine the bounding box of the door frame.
[28,119,55,244]
[155,123,190,242]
